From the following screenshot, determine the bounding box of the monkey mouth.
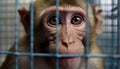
[59,57,80,62]
[59,57,77,62]
[58,57,80,68]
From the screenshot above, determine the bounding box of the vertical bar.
[117,0,120,68]
[30,0,34,69]
[55,0,60,69]
[15,0,19,69]
[111,0,115,69]
[85,0,89,69]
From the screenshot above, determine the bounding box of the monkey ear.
[18,7,30,34]
[95,7,103,35]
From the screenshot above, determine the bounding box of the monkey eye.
[47,15,61,26]
[71,15,83,25]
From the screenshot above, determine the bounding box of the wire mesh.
[0,0,119,69]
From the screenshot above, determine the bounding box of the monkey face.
[42,6,86,69]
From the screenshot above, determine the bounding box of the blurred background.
[0,0,119,69]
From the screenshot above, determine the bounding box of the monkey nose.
[61,36,74,47]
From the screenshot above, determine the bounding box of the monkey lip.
[59,57,80,65]
[59,57,79,61]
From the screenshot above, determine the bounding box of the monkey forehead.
[39,6,86,17]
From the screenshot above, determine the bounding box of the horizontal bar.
[0,51,120,58]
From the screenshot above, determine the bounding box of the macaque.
[0,0,104,69]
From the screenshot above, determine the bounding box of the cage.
[0,0,119,69]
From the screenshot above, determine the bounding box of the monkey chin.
[59,57,81,69]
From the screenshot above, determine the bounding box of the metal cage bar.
[111,0,115,69]
[55,0,60,69]
[85,0,90,69]
[15,0,19,69]
[30,0,34,69]
[117,0,120,69]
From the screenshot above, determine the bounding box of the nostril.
[69,40,75,44]
[62,39,74,47]
[62,41,69,47]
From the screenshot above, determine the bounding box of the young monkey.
[0,0,104,69]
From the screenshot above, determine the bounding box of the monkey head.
[18,0,102,69]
